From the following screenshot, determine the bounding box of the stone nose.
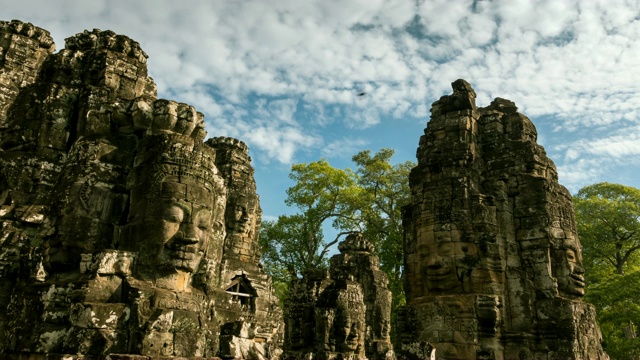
[177,222,199,244]
[426,253,443,267]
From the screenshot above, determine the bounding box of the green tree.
[351,149,414,307]
[575,183,640,359]
[574,182,640,275]
[584,269,640,359]
[259,159,361,286]
[259,149,414,305]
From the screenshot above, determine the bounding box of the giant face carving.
[123,137,219,281]
[225,195,257,238]
[332,282,366,355]
[335,307,364,353]
[552,238,585,299]
[141,186,213,273]
[126,181,215,275]
[421,229,478,294]
[223,194,260,261]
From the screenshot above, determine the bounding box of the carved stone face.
[421,229,478,293]
[335,308,364,353]
[381,319,391,339]
[553,238,585,299]
[125,180,215,276]
[225,196,256,237]
[143,197,213,273]
[45,179,126,273]
[45,212,113,273]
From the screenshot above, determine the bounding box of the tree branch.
[318,231,352,260]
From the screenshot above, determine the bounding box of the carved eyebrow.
[172,200,192,216]
[564,244,578,252]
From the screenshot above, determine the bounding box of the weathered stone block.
[141,331,173,356]
[68,303,130,330]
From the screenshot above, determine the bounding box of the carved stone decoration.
[316,279,367,360]
[0,20,282,359]
[398,79,609,359]
[283,233,395,360]
[206,136,284,358]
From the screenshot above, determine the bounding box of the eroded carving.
[283,233,394,360]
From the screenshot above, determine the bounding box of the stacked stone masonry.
[398,79,609,359]
[0,20,282,359]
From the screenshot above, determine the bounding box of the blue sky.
[6,0,640,221]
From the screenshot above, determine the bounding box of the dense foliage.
[574,182,640,275]
[575,182,640,359]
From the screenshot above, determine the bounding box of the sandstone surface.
[398,79,608,359]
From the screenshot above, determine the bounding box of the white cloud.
[556,158,604,193]
[321,138,369,159]
[4,0,640,181]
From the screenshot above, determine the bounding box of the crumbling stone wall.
[0,20,281,359]
[399,79,608,359]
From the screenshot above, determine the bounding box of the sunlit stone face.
[225,196,257,237]
[420,229,478,293]
[125,172,216,278]
[553,238,586,299]
[142,197,213,273]
[223,194,260,261]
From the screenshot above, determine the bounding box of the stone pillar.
[0,22,283,359]
[206,136,284,358]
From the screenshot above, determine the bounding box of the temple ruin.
[398,79,608,359]
[0,20,281,359]
[0,19,611,360]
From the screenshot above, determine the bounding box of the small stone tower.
[283,232,394,360]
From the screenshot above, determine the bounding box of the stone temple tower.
[398,79,608,359]
[0,20,282,359]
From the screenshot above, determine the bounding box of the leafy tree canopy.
[575,182,640,359]
[574,182,640,275]
[259,149,414,307]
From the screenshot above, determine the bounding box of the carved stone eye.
[162,206,184,223]
[198,221,209,231]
